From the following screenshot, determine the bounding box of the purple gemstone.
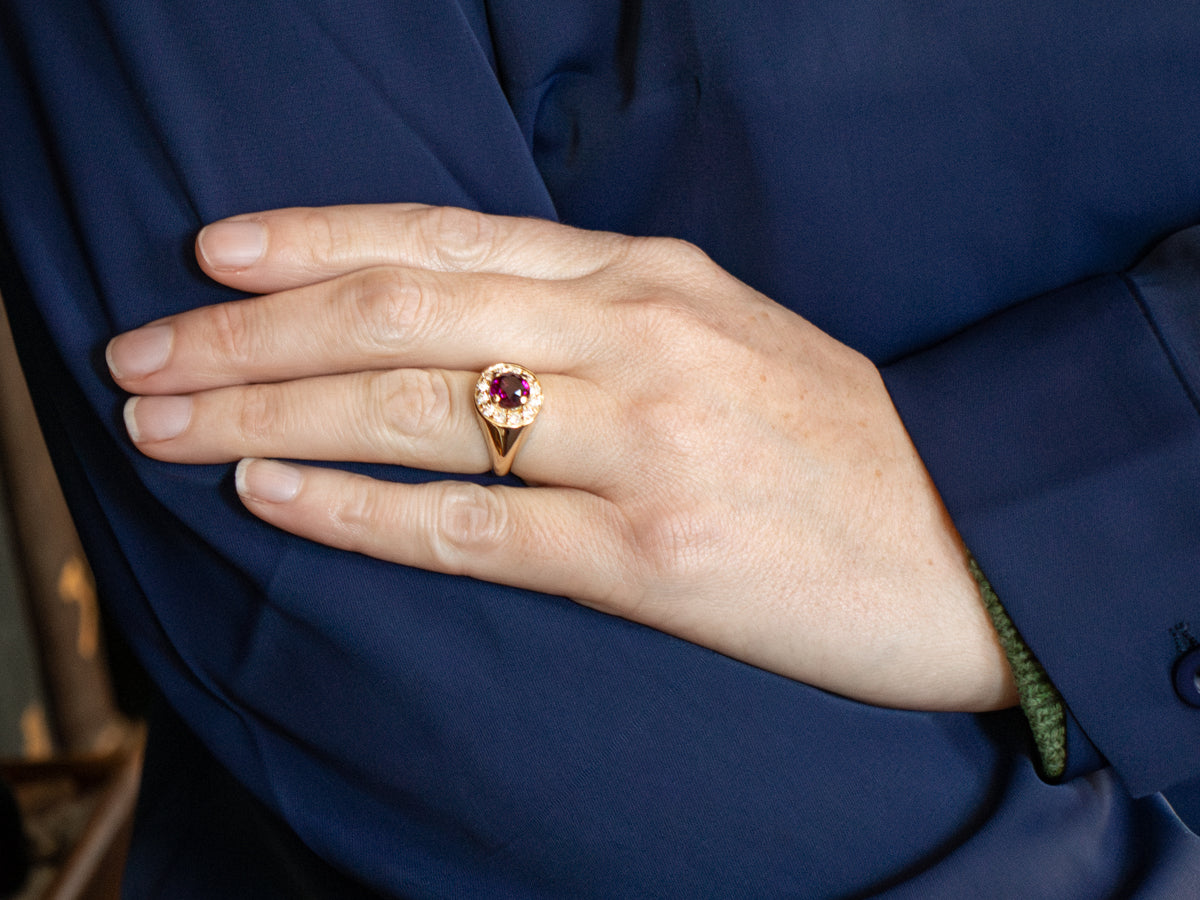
[489,373,530,409]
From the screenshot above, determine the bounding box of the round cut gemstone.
[475,363,542,429]
[489,372,530,409]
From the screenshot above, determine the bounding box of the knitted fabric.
[969,558,1067,779]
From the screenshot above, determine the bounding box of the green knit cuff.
[968,558,1067,779]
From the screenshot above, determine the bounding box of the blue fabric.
[2,1,1200,896]
[881,238,1200,796]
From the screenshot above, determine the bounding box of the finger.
[107,266,606,394]
[234,460,634,605]
[196,204,632,293]
[123,370,618,487]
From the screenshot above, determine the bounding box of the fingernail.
[198,220,266,270]
[124,395,192,443]
[236,458,302,503]
[107,324,173,379]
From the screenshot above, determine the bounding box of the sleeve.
[881,225,1200,797]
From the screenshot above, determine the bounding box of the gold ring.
[474,363,543,476]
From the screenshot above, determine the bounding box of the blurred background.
[0,293,144,900]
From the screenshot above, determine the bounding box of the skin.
[108,203,1017,712]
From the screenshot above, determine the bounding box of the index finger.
[195,204,631,293]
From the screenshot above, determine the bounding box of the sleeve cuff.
[881,227,1200,796]
[969,557,1066,780]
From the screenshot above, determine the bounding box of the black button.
[1173,647,1200,708]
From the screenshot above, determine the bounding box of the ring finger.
[122,368,620,488]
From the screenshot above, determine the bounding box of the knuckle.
[205,301,259,366]
[419,205,499,271]
[630,508,714,577]
[235,384,285,441]
[373,368,452,441]
[350,267,437,349]
[629,234,713,272]
[636,401,701,458]
[327,477,386,546]
[429,483,509,567]
[297,207,356,267]
[619,287,721,361]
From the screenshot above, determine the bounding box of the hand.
[108,204,1016,711]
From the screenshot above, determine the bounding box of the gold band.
[473,363,543,476]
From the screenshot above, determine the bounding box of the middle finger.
[107,267,611,395]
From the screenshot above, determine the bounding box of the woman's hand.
[108,204,1016,711]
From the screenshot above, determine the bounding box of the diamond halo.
[474,363,543,429]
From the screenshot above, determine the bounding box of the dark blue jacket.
[2,2,1199,896]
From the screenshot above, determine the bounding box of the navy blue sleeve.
[882,226,1200,797]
